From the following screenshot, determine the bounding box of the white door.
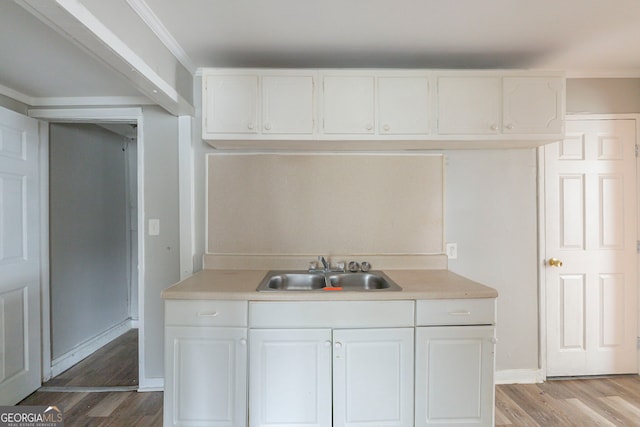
[322,75,375,134]
[262,75,314,135]
[333,328,414,427]
[0,107,41,404]
[436,76,501,135]
[545,118,638,376]
[415,326,495,427]
[503,77,564,134]
[204,74,258,134]
[249,329,332,427]
[164,326,247,427]
[378,76,430,135]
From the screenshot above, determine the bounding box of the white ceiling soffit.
[143,0,640,75]
[0,1,148,106]
[17,0,194,115]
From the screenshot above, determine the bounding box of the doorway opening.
[45,121,139,389]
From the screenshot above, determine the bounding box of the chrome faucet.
[318,255,330,272]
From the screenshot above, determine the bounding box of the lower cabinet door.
[164,326,247,427]
[333,328,414,427]
[415,325,495,427]
[249,329,333,427]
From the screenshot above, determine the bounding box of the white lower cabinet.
[164,298,496,427]
[415,325,495,427]
[249,329,333,427]
[333,328,414,427]
[164,326,248,427]
[249,327,414,427]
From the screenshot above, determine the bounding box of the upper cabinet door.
[378,76,430,135]
[436,76,501,135]
[503,77,564,134]
[262,75,314,135]
[204,74,258,134]
[322,75,375,134]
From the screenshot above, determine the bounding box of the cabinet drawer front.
[249,301,414,328]
[165,300,248,327]
[416,299,495,326]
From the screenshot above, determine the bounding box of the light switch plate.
[446,243,458,259]
[149,219,160,236]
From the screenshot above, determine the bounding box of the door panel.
[249,329,332,427]
[333,328,414,427]
[0,107,41,404]
[545,118,637,376]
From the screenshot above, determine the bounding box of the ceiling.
[0,1,142,102]
[1,0,640,106]
[144,0,640,71]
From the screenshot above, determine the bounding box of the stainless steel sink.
[260,273,326,291]
[256,270,402,292]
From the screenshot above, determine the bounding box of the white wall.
[49,123,130,359]
[443,149,539,372]
[141,106,181,382]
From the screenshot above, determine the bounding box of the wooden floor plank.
[497,376,640,426]
[565,398,617,427]
[86,392,130,417]
[44,329,138,388]
[494,386,541,427]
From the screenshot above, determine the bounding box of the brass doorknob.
[548,258,563,267]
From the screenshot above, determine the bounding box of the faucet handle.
[360,261,371,272]
[348,261,360,272]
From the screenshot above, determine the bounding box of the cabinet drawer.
[249,301,414,328]
[416,299,495,326]
[165,300,248,327]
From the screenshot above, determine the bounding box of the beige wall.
[567,78,640,114]
[206,153,443,263]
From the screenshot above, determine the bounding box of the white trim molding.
[28,107,143,122]
[126,0,196,74]
[495,369,545,385]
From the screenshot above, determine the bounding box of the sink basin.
[328,272,400,290]
[260,273,326,291]
[256,270,402,292]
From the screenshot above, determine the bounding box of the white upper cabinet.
[503,77,564,134]
[436,74,564,137]
[378,76,430,135]
[437,76,501,135]
[204,74,258,135]
[202,70,316,139]
[321,73,430,137]
[201,68,565,149]
[262,74,314,135]
[322,75,375,134]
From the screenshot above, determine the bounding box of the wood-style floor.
[496,376,640,426]
[19,328,163,426]
[18,330,640,426]
[42,329,139,388]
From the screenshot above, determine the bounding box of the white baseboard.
[495,369,545,384]
[138,377,163,392]
[50,319,133,378]
[130,319,139,328]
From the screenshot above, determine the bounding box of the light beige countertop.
[161,269,498,301]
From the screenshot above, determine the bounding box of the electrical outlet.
[446,243,458,259]
[148,219,160,236]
